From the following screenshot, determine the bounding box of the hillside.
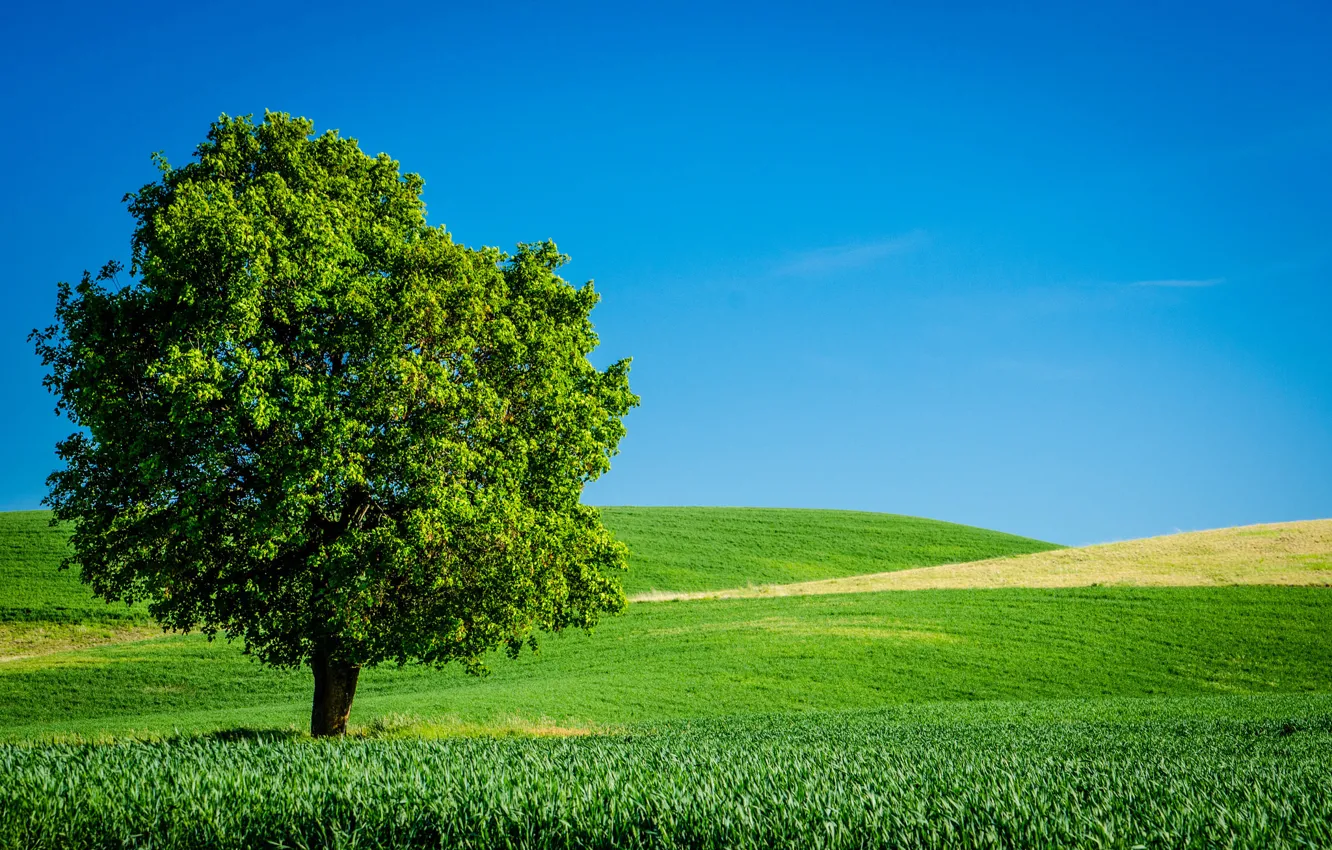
[0,506,1059,664]
[2,585,1330,740]
[640,519,1332,601]
[0,511,147,623]
[0,512,156,662]
[0,507,1059,617]
[599,507,1060,595]
[2,509,1329,742]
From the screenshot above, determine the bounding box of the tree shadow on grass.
[181,726,307,744]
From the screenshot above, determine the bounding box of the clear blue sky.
[1,0,1328,544]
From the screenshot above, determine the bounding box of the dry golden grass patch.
[0,622,167,663]
[634,519,1332,602]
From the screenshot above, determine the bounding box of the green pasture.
[0,511,147,623]
[2,585,1328,740]
[2,506,1330,848]
[0,508,1062,614]
[598,506,1061,594]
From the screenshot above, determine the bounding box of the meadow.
[600,506,1061,595]
[0,511,148,624]
[650,519,1332,600]
[2,584,1331,740]
[0,507,1058,663]
[1,507,1330,848]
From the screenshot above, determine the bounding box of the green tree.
[31,113,638,736]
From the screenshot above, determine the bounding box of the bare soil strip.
[632,519,1332,603]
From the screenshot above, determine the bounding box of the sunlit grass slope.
[598,507,1060,596]
[653,519,1332,601]
[2,585,1329,741]
[4,508,1327,743]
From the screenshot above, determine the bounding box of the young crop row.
[2,703,1330,849]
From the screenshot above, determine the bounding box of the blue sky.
[1,0,1328,544]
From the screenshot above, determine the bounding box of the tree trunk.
[310,651,360,737]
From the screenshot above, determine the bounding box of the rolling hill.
[2,584,1330,741]
[0,508,1329,741]
[0,507,1060,660]
[598,506,1061,595]
[637,519,1332,601]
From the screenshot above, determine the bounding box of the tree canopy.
[32,112,638,735]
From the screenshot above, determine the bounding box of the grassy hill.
[0,511,148,624]
[0,511,157,662]
[0,508,1058,608]
[2,508,1331,847]
[0,507,1058,658]
[2,584,1330,740]
[602,507,1060,595]
[642,519,1332,601]
[1,508,1329,743]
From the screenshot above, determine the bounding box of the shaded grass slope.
[0,511,146,624]
[2,586,1329,741]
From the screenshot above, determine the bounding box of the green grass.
[599,507,1061,594]
[2,695,1330,849]
[0,511,146,623]
[0,508,1058,614]
[1,507,1329,847]
[2,585,1329,740]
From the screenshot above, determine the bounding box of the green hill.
[646,519,1332,600]
[0,507,1059,616]
[600,507,1060,595]
[0,506,1059,673]
[0,511,147,624]
[3,507,1329,744]
[2,584,1330,740]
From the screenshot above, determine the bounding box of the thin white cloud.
[1131,278,1224,288]
[773,230,927,276]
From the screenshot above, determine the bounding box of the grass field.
[1,507,1329,848]
[2,585,1329,740]
[0,507,1058,660]
[0,508,1060,612]
[0,511,148,624]
[4,696,1330,849]
[599,506,1061,595]
[644,519,1332,601]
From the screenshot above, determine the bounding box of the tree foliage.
[32,113,637,729]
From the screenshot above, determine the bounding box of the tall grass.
[2,697,1329,849]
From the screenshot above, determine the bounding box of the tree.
[31,112,638,736]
